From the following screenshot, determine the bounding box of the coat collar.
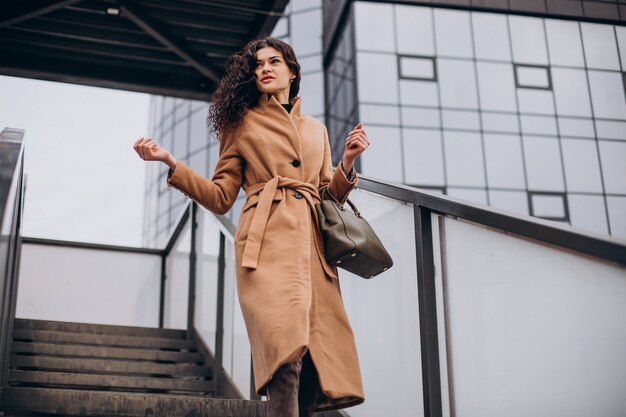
[255,93,302,118]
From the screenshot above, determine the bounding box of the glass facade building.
[143,0,626,247]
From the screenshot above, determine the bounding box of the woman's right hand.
[133,137,177,170]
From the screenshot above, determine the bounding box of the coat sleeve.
[318,125,357,204]
[166,128,244,215]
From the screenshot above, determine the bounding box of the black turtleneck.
[281,103,292,113]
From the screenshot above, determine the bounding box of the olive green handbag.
[315,188,393,279]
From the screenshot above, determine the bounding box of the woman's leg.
[266,359,302,417]
[298,352,320,417]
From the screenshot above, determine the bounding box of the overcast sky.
[0,75,151,247]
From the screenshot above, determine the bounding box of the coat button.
[291,159,301,167]
[294,192,303,199]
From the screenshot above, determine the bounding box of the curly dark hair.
[208,36,301,137]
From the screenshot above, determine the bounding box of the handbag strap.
[320,187,362,218]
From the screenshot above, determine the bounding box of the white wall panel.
[17,244,160,327]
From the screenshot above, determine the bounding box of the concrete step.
[14,318,187,339]
[12,341,203,363]
[9,369,214,394]
[10,355,212,378]
[13,329,195,350]
[2,387,266,417]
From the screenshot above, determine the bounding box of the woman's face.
[254,46,294,100]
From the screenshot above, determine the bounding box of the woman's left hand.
[342,122,369,172]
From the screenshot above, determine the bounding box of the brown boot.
[266,359,302,417]
[298,352,320,417]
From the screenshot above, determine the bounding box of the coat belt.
[241,176,336,279]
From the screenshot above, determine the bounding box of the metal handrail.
[0,128,26,393]
[21,236,162,255]
[358,176,626,267]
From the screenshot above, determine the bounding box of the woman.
[133,36,369,416]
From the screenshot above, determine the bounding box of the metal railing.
[0,128,26,393]
[353,176,626,417]
[5,122,625,414]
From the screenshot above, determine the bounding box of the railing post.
[414,205,442,417]
[158,255,166,329]
[187,203,198,336]
[214,232,226,396]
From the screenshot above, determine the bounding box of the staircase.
[1,318,266,416]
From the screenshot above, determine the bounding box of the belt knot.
[241,177,318,269]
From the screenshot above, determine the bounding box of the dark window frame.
[528,191,570,222]
[397,54,438,82]
[514,63,553,90]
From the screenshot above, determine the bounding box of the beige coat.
[166,93,364,411]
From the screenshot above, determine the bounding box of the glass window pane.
[446,188,488,205]
[208,142,219,176]
[399,79,438,107]
[476,62,517,112]
[443,131,486,187]
[471,12,511,61]
[438,58,478,109]
[598,141,626,194]
[399,56,435,80]
[357,52,399,104]
[552,68,592,117]
[562,139,604,193]
[361,126,403,182]
[191,99,206,114]
[403,128,445,186]
[299,72,324,116]
[517,89,555,115]
[567,194,609,234]
[175,101,190,124]
[190,109,209,153]
[558,117,595,138]
[607,196,626,239]
[516,66,550,89]
[588,70,626,120]
[401,107,440,128]
[482,112,520,134]
[442,110,480,131]
[360,104,400,125]
[595,120,626,141]
[545,19,584,67]
[580,23,620,71]
[290,9,322,56]
[299,55,322,74]
[531,194,566,218]
[484,133,526,189]
[355,2,395,52]
[395,5,434,56]
[520,115,558,136]
[523,136,565,191]
[173,117,189,157]
[530,194,565,219]
[488,190,529,215]
[509,15,549,65]
[291,0,320,12]
[272,16,289,38]
[189,149,208,178]
[434,9,473,58]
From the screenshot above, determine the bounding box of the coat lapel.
[253,94,304,172]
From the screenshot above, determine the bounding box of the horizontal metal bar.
[21,237,162,256]
[357,176,626,267]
